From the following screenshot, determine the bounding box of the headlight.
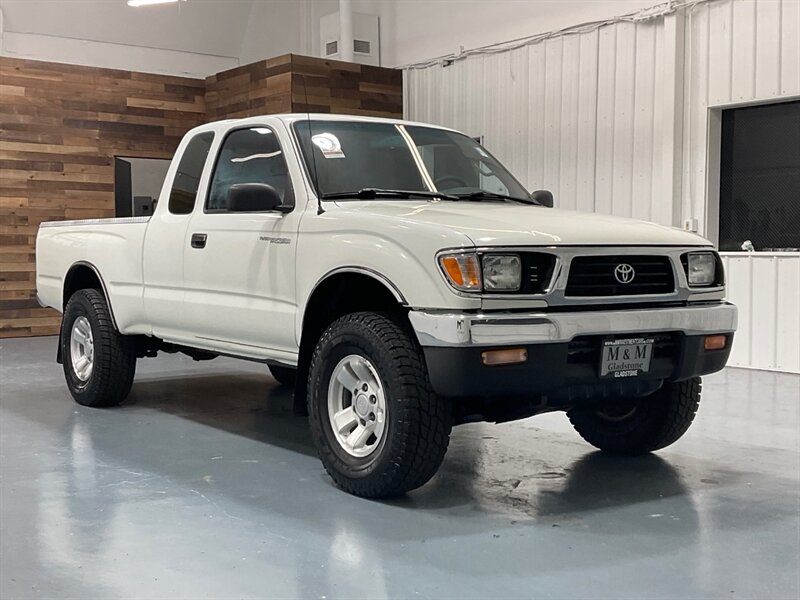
[439,253,482,291]
[686,252,717,286]
[438,252,523,293]
[482,254,521,291]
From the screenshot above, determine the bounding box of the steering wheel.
[434,175,468,190]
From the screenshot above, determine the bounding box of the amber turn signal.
[704,335,727,351]
[481,348,528,366]
[440,254,481,291]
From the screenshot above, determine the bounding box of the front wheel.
[307,312,452,498]
[61,289,137,407]
[567,377,701,455]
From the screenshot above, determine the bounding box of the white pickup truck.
[37,114,737,498]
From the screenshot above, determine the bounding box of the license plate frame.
[600,337,655,378]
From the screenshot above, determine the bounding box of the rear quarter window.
[168,132,215,215]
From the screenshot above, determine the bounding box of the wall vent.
[353,39,371,54]
[319,11,380,66]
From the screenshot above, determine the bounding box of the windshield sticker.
[312,132,345,159]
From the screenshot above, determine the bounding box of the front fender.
[295,212,480,342]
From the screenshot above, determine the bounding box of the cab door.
[180,123,303,360]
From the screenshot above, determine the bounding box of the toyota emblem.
[614,263,635,284]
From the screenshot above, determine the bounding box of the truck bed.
[36,217,151,333]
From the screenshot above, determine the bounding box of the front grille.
[519,252,557,294]
[565,255,675,296]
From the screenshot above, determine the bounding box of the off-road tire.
[268,364,297,387]
[61,289,136,407]
[307,312,452,498]
[567,377,701,455]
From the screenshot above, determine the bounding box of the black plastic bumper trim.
[422,333,733,400]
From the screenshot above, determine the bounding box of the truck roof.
[188,113,458,135]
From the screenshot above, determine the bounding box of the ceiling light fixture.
[127,0,180,7]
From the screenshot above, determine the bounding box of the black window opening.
[167,132,215,215]
[206,127,294,212]
[719,100,800,252]
[114,157,172,217]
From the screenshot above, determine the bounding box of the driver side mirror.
[228,183,291,213]
[530,189,554,208]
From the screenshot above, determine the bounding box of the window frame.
[167,131,215,216]
[203,124,296,215]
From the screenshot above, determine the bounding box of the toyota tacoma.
[36,114,737,498]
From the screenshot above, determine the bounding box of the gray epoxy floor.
[1,336,798,600]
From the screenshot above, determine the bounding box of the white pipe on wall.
[338,0,354,62]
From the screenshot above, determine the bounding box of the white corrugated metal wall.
[722,253,800,372]
[683,0,800,238]
[686,0,800,374]
[404,0,800,373]
[404,10,680,225]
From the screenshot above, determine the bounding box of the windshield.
[293,120,531,201]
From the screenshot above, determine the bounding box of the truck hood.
[334,200,711,247]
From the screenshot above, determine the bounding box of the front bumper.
[409,302,737,347]
[409,303,737,400]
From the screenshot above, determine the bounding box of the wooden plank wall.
[289,54,403,117]
[1,54,403,338]
[206,54,403,119]
[0,57,206,338]
[205,55,293,119]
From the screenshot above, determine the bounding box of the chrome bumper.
[409,303,738,347]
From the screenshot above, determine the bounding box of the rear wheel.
[61,289,136,407]
[307,312,452,498]
[567,377,701,455]
[268,364,296,387]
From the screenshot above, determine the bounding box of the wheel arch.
[62,261,119,331]
[308,267,407,306]
[293,268,409,415]
[300,268,408,350]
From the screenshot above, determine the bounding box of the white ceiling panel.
[0,0,257,58]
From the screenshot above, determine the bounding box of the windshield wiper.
[453,191,539,205]
[321,188,459,200]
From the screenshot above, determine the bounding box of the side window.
[168,132,214,215]
[207,127,294,211]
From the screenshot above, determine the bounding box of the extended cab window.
[207,127,294,211]
[168,132,214,215]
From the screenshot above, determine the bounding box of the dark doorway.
[114,158,133,218]
[718,100,800,252]
[113,157,171,218]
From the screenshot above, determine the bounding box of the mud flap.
[56,328,63,364]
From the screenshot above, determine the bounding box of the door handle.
[190,233,207,249]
